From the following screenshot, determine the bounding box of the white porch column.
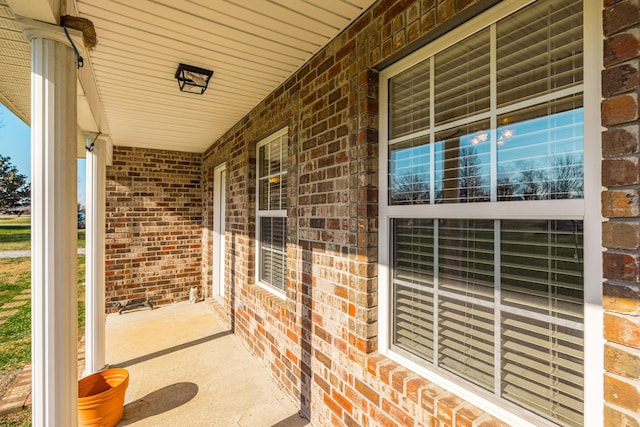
[85,135,106,375]
[24,21,80,427]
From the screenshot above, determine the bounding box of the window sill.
[376,348,557,427]
[366,352,510,426]
[255,281,286,301]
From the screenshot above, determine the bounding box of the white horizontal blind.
[388,0,584,207]
[393,219,435,361]
[496,0,583,108]
[500,220,583,427]
[258,133,288,210]
[435,29,491,126]
[260,217,286,291]
[439,296,495,390]
[389,60,430,140]
[501,314,584,427]
[439,219,494,301]
[501,220,583,322]
[438,219,496,390]
[385,1,585,424]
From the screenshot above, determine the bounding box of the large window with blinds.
[256,128,288,294]
[380,1,592,426]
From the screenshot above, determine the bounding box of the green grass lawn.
[0,256,85,372]
[0,217,30,251]
[0,217,30,226]
[0,253,85,427]
[0,217,87,373]
[0,217,87,426]
[0,258,31,371]
[0,216,86,251]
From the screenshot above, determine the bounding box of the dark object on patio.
[112,298,154,315]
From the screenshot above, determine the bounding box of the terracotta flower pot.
[78,368,129,427]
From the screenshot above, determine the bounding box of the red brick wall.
[105,146,202,312]
[602,1,640,425]
[200,0,514,425]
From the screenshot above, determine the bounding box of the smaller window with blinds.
[256,128,288,294]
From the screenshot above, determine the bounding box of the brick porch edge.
[0,336,86,416]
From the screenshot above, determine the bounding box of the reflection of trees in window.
[392,152,583,203]
[550,154,583,199]
[437,130,491,204]
[458,146,489,203]
[497,174,514,201]
[497,154,583,201]
[515,163,549,200]
[391,171,430,204]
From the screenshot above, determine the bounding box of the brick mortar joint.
[603,57,640,70]
[606,339,640,354]
[604,247,640,255]
[606,370,640,386]
[604,217,640,223]
[602,151,640,160]
[605,278,640,289]
[603,184,640,191]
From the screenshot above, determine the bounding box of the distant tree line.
[0,155,30,215]
[391,152,583,204]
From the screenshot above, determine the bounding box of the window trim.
[255,127,288,299]
[377,1,602,426]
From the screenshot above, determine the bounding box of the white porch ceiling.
[0,0,377,153]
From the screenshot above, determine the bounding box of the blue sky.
[0,104,86,206]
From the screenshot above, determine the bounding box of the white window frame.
[377,1,603,425]
[255,127,288,298]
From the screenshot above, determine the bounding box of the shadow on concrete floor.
[108,302,311,427]
[270,412,311,427]
[113,330,232,369]
[119,382,199,425]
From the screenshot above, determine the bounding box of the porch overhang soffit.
[3,0,108,160]
[2,0,377,155]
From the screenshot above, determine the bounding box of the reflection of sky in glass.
[498,108,583,166]
[497,107,583,200]
[389,107,584,203]
[390,144,429,173]
[389,137,431,204]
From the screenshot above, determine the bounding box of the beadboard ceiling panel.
[0,0,375,153]
[0,0,30,124]
[72,0,376,153]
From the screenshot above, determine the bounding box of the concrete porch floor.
[107,301,310,427]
